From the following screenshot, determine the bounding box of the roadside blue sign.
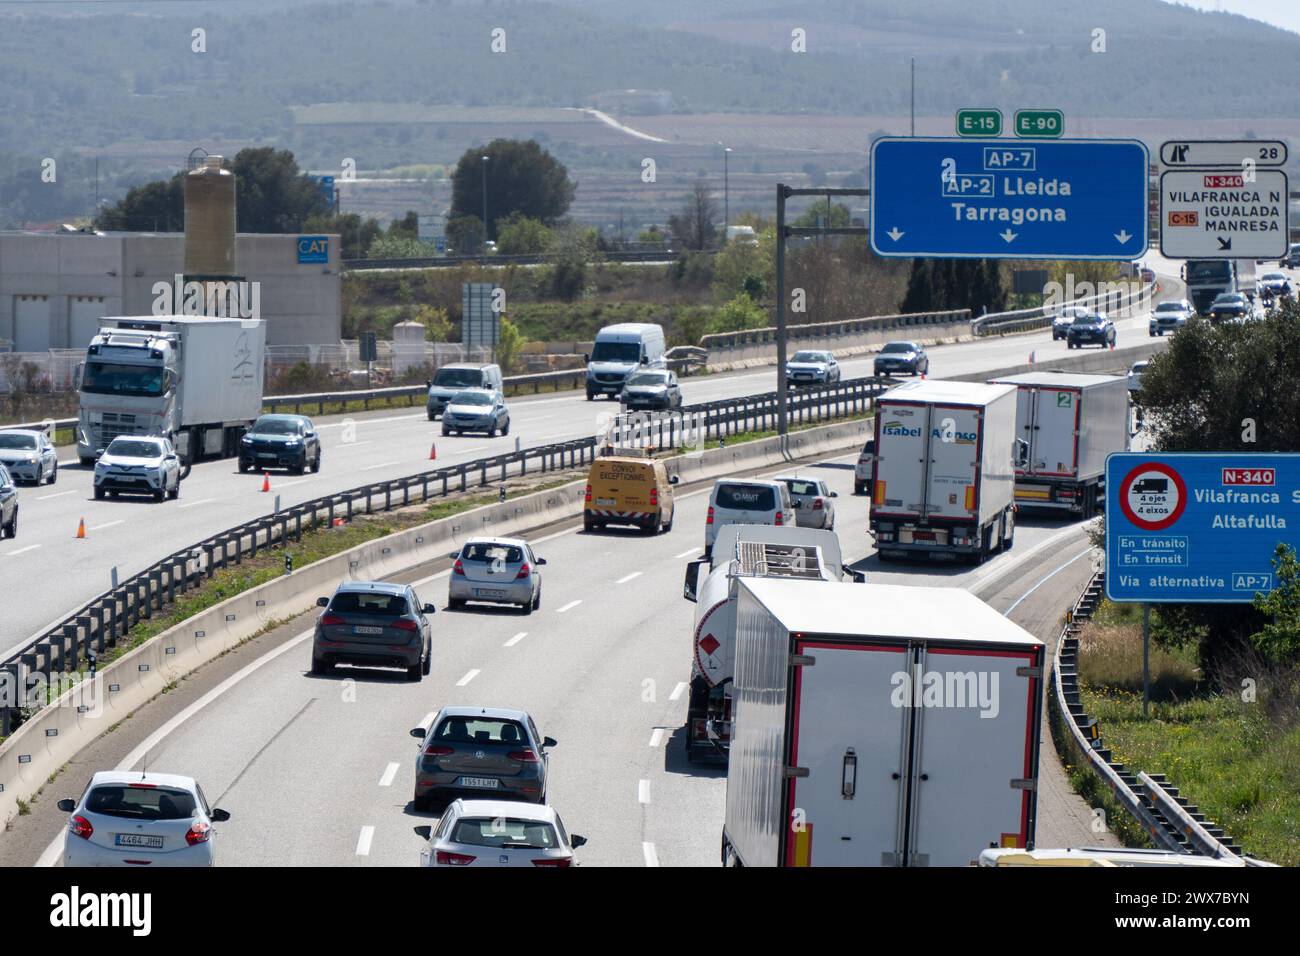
[1105,453,1300,603]
[297,235,329,264]
[315,175,335,203]
[870,137,1149,259]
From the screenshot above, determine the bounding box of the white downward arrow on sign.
[1115,230,1132,244]
[887,227,904,241]
[1000,229,1017,243]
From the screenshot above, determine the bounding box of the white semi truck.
[869,380,1025,563]
[722,578,1044,867]
[681,525,864,763]
[987,372,1131,518]
[76,316,266,466]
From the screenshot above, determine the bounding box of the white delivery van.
[585,323,666,400]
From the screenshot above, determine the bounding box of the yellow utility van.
[584,450,678,534]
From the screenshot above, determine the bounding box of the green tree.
[450,139,575,241]
[495,317,525,374]
[302,212,382,260]
[709,293,767,334]
[712,226,773,302]
[899,259,935,313]
[1251,544,1300,665]
[366,234,435,260]
[792,202,850,229]
[94,177,184,231]
[386,210,420,240]
[495,214,553,255]
[668,181,719,251]
[446,215,485,255]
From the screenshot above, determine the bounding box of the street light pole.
[481,155,489,249]
[724,147,731,229]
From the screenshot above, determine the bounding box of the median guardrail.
[1050,568,1270,864]
[343,249,677,271]
[0,374,885,738]
[973,280,1157,337]
[701,308,971,353]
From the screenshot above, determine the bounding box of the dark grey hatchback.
[410,706,555,811]
[310,581,434,681]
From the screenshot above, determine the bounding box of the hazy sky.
[1164,0,1300,35]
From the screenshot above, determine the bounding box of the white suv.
[704,479,794,558]
[93,435,182,501]
[854,439,876,495]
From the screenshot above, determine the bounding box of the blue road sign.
[1105,453,1300,603]
[297,235,329,264]
[870,137,1149,260]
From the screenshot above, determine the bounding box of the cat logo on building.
[297,235,330,264]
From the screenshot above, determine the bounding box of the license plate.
[258,452,277,458]
[596,498,617,507]
[475,589,506,598]
[459,777,499,789]
[353,625,383,635]
[115,833,163,848]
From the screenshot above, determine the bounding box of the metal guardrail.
[344,250,678,271]
[0,374,881,737]
[701,309,970,352]
[1050,569,1267,863]
[973,281,1157,337]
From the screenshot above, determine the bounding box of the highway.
[0,273,1181,656]
[8,444,1109,867]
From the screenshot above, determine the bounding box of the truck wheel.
[854,481,865,495]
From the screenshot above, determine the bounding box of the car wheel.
[586,389,595,401]
[502,418,510,436]
[168,480,180,500]
[532,589,541,611]
[427,410,436,421]
[94,486,105,500]
[448,598,465,611]
[2,509,15,539]
[109,490,119,499]
[442,426,451,436]
[488,423,497,438]
[406,662,422,682]
[310,656,333,675]
[153,489,165,502]
[238,459,249,473]
[291,458,305,475]
[412,792,430,813]
[311,451,321,473]
[583,515,595,532]
[422,646,432,676]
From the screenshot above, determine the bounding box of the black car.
[239,414,321,474]
[0,464,18,539]
[873,341,929,377]
[1066,312,1116,349]
[1207,293,1250,324]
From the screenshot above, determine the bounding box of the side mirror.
[425,380,432,388]
[542,736,557,749]
[851,570,867,584]
[829,491,839,498]
[535,557,547,566]
[683,559,707,602]
[422,603,437,614]
[668,475,679,486]
[57,799,76,813]
[306,431,316,439]
[414,825,433,840]
[641,356,649,364]
[866,440,876,456]
[570,835,588,849]
[410,727,426,739]
[583,353,591,364]
[210,808,231,822]
[316,596,329,607]
[448,551,460,560]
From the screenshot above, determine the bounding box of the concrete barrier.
[0,415,870,834]
[707,321,974,372]
[951,339,1168,383]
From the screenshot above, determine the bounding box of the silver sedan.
[448,537,545,613]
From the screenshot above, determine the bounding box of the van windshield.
[591,341,641,363]
[433,368,484,388]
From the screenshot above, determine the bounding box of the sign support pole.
[1142,603,1150,719]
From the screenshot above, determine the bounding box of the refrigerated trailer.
[722,578,1044,868]
[870,380,1024,563]
[987,372,1130,518]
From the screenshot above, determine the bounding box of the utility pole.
[481,154,489,249]
[910,58,916,136]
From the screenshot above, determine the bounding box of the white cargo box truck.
[987,372,1130,517]
[722,578,1044,867]
[869,380,1023,562]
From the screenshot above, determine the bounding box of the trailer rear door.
[786,641,910,867]
[924,404,983,520]
[1027,387,1080,478]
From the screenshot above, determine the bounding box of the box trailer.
[869,380,1023,562]
[722,578,1044,867]
[987,372,1131,517]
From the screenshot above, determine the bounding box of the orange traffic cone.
[332,517,344,528]
[429,442,437,461]
[261,473,270,493]
[76,517,86,539]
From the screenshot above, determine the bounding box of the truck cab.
[76,326,180,465]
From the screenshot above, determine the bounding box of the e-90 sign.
[1014,109,1063,139]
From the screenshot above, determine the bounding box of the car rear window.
[715,484,776,511]
[434,718,529,745]
[463,543,523,563]
[784,479,819,497]
[86,785,197,820]
[329,592,410,616]
[451,818,558,849]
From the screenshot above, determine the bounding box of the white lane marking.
[1004,547,1095,616]
[555,599,581,613]
[616,571,641,585]
[88,520,123,531]
[273,478,312,489]
[178,498,214,509]
[456,669,480,687]
[674,548,699,559]
[361,460,400,471]
[37,625,317,867]
[37,490,73,501]
[356,826,375,856]
[378,762,400,787]
[669,681,687,702]
[5,544,40,557]
[648,728,664,748]
[643,842,660,867]
[638,779,651,804]
[504,631,527,647]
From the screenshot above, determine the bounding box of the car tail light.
[69,815,93,840]
[515,562,530,580]
[424,744,454,757]
[186,822,212,846]
[127,783,157,789]
[584,484,592,504]
[392,618,419,632]
[508,749,539,763]
[319,613,345,627]
[532,857,572,867]
[706,506,714,525]
[436,850,476,866]
[453,559,465,576]
[812,498,824,510]
[774,511,783,526]
[649,487,658,507]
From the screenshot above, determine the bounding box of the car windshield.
[106,439,162,458]
[791,351,826,362]
[433,368,484,388]
[590,341,641,363]
[0,433,37,450]
[626,371,668,386]
[81,361,166,397]
[1214,295,1243,304]
[783,479,820,496]
[329,591,410,616]
[881,343,915,354]
[85,784,197,821]
[463,543,524,563]
[252,419,302,436]
[1155,303,1184,313]
[451,818,558,849]
[715,483,776,511]
[450,390,493,406]
[434,717,529,745]
[1072,314,1101,325]
[1262,274,1286,282]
